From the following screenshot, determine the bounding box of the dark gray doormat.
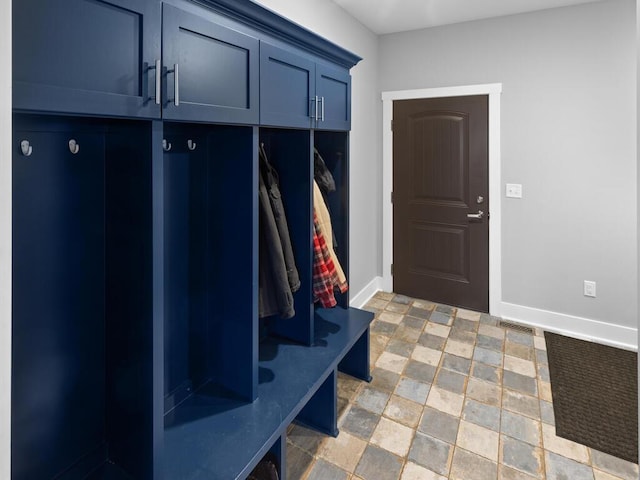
[544,332,638,464]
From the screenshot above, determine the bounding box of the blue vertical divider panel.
[163,131,194,407]
[296,369,339,437]
[274,434,287,480]
[105,121,155,479]
[151,120,165,479]
[210,126,259,401]
[339,330,373,382]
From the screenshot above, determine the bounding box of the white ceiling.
[330,0,606,34]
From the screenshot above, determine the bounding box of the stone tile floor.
[286,291,640,480]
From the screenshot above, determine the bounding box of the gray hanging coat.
[258,145,300,319]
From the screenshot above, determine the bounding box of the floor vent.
[498,320,534,334]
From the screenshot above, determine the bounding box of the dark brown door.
[393,95,489,312]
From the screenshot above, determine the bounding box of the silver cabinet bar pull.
[155,59,161,105]
[167,63,179,106]
[174,63,180,106]
[314,95,319,122]
[320,96,325,122]
[467,210,484,220]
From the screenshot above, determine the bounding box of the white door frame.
[381,83,502,315]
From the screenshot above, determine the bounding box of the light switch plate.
[584,280,596,298]
[506,183,522,198]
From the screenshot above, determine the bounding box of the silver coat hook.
[162,139,172,151]
[187,139,196,151]
[68,139,80,154]
[20,140,33,157]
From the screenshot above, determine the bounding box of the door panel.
[13,0,161,118]
[260,43,315,128]
[393,95,488,312]
[409,222,469,282]
[410,113,467,205]
[176,31,250,108]
[162,4,259,124]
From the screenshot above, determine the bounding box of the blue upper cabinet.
[260,42,352,131]
[12,0,161,119]
[162,4,260,124]
[316,64,352,131]
[260,43,316,129]
[12,0,358,125]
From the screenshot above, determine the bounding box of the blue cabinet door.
[13,0,161,118]
[316,64,351,131]
[162,5,259,124]
[260,42,316,129]
[260,44,351,131]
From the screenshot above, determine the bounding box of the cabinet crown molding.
[192,0,362,68]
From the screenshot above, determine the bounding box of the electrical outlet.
[506,183,522,198]
[584,280,596,298]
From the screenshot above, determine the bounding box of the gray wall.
[380,0,637,328]
[252,0,381,296]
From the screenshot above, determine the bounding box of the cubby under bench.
[163,307,373,480]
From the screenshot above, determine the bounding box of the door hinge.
[391,264,394,275]
[391,119,394,131]
[391,191,394,203]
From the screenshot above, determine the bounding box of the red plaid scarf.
[312,212,347,307]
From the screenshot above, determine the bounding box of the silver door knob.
[467,210,484,219]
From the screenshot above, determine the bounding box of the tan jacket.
[313,180,347,286]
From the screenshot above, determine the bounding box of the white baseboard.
[349,280,637,351]
[500,302,638,351]
[350,276,384,309]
